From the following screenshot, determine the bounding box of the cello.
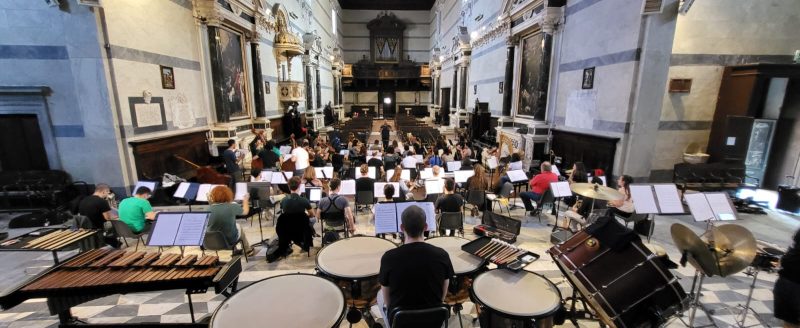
[174,155,231,185]
[250,128,266,171]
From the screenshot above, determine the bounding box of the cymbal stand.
[675,270,717,328]
[711,266,768,328]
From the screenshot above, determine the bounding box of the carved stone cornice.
[470,17,511,50]
[193,0,223,26]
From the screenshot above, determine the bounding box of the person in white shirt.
[401,151,419,169]
[291,140,311,176]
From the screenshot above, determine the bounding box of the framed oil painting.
[160,65,175,89]
[516,33,546,121]
[217,27,250,119]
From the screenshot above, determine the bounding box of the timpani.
[210,273,346,328]
[470,269,562,328]
[315,236,397,308]
[426,236,487,304]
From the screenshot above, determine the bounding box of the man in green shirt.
[118,186,157,233]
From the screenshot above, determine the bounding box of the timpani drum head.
[210,274,345,328]
[472,269,561,318]
[426,236,485,275]
[316,236,397,279]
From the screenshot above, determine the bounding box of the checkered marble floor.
[0,203,796,327]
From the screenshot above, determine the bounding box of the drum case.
[461,237,539,272]
[473,212,522,243]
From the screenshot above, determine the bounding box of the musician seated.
[118,186,157,234]
[564,162,589,207]
[207,186,254,257]
[564,176,605,230]
[520,162,559,216]
[257,140,280,170]
[301,167,324,189]
[401,151,419,169]
[370,139,383,151]
[316,178,356,235]
[387,164,411,200]
[310,147,326,168]
[280,176,317,229]
[356,164,376,201]
[435,179,464,237]
[426,149,444,167]
[377,205,454,326]
[375,184,399,239]
[383,151,399,169]
[460,157,473,171]
[368,150,384,172]
[607,175,634,219]
[78,183,119,247]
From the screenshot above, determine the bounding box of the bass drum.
[550,229,688,328]
[470,269,562,328]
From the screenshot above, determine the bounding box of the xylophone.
[0,248,242,326]
[0,228,101,263]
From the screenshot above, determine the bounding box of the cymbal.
[570,183,625,201]
[671,224,719,276]
[711,224,757,277]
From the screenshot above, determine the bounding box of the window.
[332,9,337,36]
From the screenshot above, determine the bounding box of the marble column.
[304,56,313,111]
[332,73,339,105]
[251,42,266,117]
[502,41,515,117]
[206,26,229,122]
[451,68,458,109]
[315,60,322,109]
[458,65,467,109]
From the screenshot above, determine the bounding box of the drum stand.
[674,270,717,328]
[561,285,604,327]
[709,266,769,328]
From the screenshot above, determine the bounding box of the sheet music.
[454,170,475,183]
[653,184,684,214]
[314,167,333,179]
[234,183,248,201]
[685,193,715,222]
[279,146,292,155]
[420,168,434,179]
[270,171,293,184]
[706,193,736,221]
[196,184,219,202]
[509,161,523,171]
[599,176,607,186]
[507,170,528,182]
[551,165,561,177]
[297,184,306,195]
[374,203,399,234]
[356,167,377,179]
[413,155,423,162]
[173,182,194,199]
[132,181,157,195]
[447,161,461,172]
[374,182,400,198]
[259,170,273,182]
[307,188,322,202]
[395,202,437,232]
[550,181,573,197]
[173,213,208,246]
[630,185,659,214]
[147,213,182,246]
[339,149,349,156]
[339,180,356,195]
[425,179,444,194]
[487,157,498,169]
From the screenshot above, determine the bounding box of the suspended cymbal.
[570,183,625,201]
[670,224,719,276]
[711,224,757,277]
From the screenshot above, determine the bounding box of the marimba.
[0,248,242,326]
[0,228,101,263]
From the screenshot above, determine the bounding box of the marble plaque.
[134,103,163,127]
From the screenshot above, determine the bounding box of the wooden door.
[440,88,450,125]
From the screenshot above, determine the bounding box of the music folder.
[685,192,736,221]
[447,161,461,172]
[509,161,523,171]
[374,182,401,198]
[339,180,356,195]
[314,167,333,179]
[454,170,475,183]
[195,184,223,202]
[424,179,444,194]
[374,201,436,234]
[386,169,411,181]
[279,145,292,155]
[629,184,685,215]
[339,149,349,156]
[259,170,274,182]
[305,187,322,202]
[147,212,210,246]
[270,171,293,184]
[356,166,377,179]
[487,157,498,170]
[173,182,199,200]
[234,182,248,201]
[132,180,158,195]
[549,181,572,198]
[507,170,528,183]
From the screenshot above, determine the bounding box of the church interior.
[1,0,800,327]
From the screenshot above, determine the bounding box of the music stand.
[173,182,200,212]
[549,181,573,228]
[628,184,685,242]
[147,212,210,256]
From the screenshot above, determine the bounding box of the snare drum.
[210,273,345,328]
[550,230,687,328]
[426,236,487,304]
[316,236,397,308]
[470,269,562,328]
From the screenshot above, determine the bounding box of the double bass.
[174,155,231,185]
[250,128,266,171]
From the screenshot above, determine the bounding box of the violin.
[174,155,230,185]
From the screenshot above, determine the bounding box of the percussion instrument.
[0,248,241,325]
[751,240,785,271]
[671,223,757,277]
[470,269,562,328]
[462,237,538,271]
[315,236,397,308]
[0,228,101,264]
[570,183,624,201]
[426,236,486,304]
[210,273,346,328]
[550,229,687,328]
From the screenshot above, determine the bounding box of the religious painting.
[516,33,546,121]
[160,65,175,89]
[218,27,250,119]
[582,67,595,89]
[264,81,271,94]
[499,81,504,94]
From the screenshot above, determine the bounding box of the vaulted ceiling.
[337,0,435,11]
